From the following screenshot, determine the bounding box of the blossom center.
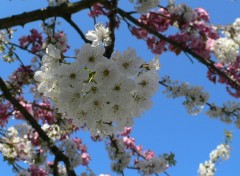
[113,85,121,92]
[88,56,95,63]
[70,73,76,79]
[90,86,98,94]
[122,62,130,69]
[139,80,148,87]
[103,69,110,77]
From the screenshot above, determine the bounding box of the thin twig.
[89,7,97,25]
[4,41,43,58]
[63,17,91,43]
[4,43,26,67]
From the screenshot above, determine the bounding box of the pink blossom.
[144,150,155,160]
[28,131,40,146]
[120,127,132,136]
[123,136,136,149]
[13,100,33,119]
[10,66,34,88]
[19,29,43,53]
[88,3,105,17]
[0,103,11,127]
[81,152,91,166]
[131,27,148,39]
[28,165,48,176]
[139,9,171,32]
[194,8,210,22]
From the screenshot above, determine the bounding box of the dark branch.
[0,77,76,176]
[0,0,104,30]
[104,0,118,58]
[53,157,59,176]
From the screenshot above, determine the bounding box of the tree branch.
[0,0,104,30]
[0,77,76,176]
[53,156,59,176]
[103,0,118,58]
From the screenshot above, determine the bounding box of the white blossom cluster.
[0,30,9,43]
[48,0,67,7]
[212,18,240,64]
[135,156,169,175]
[34,43,160,136]
[198,144,230,176]
[222,18,240,45]
[0,30,16,62]
[206,101,240,128]
[0,124,34,164]
[128,0,160,13]
[162,77,209,115]
[198,161,215,176]
[212,37,239,64]
[106,139,131,173]
[210,144,230,162]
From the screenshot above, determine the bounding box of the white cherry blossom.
[112,48,144,78]
[85,23,111,47]
[76,43,106,71]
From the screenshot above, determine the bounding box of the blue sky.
[0,0,240,176]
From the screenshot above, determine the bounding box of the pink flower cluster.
[121,127,156,160]
[10,65,34,89]
[13,98,54,124]
[0,102,11,126]
[105,127,166,174]
[208,56,240,97]
[132,7,218,58]
[88,3,120,29]
[51,31,69,52]
[28,130,40,146]
[88,3,105,17]
[27,165,48,176]
[73,137,91,166]
[19,29,43,53]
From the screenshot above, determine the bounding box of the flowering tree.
[0,0,239,175]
